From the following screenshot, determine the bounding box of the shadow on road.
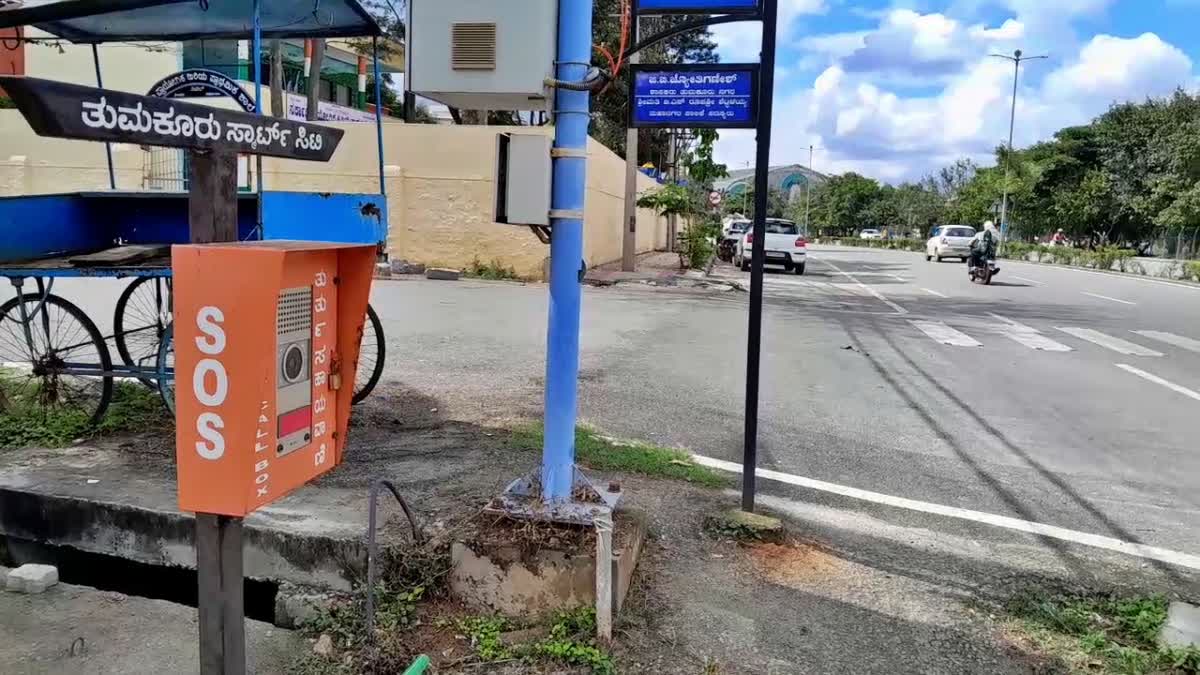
[851,320,1187,586]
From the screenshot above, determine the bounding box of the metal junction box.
[495,133,552,226]
[407,0,557,111]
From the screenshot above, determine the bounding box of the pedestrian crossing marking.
[1132,331,1200,354]
[1056,327,1163,357]
[988,314,1073,352]
[910,321,982,347]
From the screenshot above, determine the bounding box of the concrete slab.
[1161,601,1200,649]
[0,581,302,674]
[450,510,646,618]
[5,564,58,594]
[0,416,531,593]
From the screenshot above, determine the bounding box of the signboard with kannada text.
[0,76,342,161]
[634,0,761,15]
[147,68,256,113]
[629,64,758,129]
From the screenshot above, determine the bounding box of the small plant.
[465,258,520,281]
[0,380,171,449]
[525,608,614,674]
[508,423,728,487]
[1003,590,1200,674]
[456,616,513,662]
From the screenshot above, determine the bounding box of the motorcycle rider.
[969,220,999,270]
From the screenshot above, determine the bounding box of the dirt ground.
[5,384,1167,674]
[299,389,1057,674]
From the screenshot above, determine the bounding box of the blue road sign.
[630,64,758,129]
[635,0,760,15]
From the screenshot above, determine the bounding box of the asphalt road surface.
[32,246,1200,571]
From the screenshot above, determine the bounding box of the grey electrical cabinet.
[495,133,552,227]
[408,0,558,111]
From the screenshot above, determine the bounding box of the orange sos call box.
[172,241,376,516]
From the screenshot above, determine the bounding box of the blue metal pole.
[371,37,387,197]
[371,36,390,247]
[252,0,263,114]
[90,45,116,190]
[541,0,594,502]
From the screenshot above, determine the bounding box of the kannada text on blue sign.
[633,69,754,127]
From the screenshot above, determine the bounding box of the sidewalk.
[4,386,1195,672]
[586,251,733,290]
[0,581,301,674]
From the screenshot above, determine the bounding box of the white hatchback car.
[926,225,977,262]
[734,218,807,274]
[859,229,883,240]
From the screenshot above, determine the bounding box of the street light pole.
[991,49,1047,243]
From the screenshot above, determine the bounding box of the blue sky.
[710,0,1200,182]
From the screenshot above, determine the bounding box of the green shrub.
[1187,261,1200,282]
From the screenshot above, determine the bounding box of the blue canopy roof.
[0,0,381,43]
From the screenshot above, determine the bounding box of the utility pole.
[666,128,677,250]
[541,0,595,501]
[991,49,1047,244]
[621,16,640,271]
[741,0,779,513]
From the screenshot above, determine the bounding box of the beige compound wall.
[0,112,667,279]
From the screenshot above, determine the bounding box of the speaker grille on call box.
[276,286,313,457]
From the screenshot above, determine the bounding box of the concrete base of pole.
[449,509,646,618]
[489,466,622,526]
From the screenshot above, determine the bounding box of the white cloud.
[969,19,1025,41]
[1043,33,1194,103]
[715,31,1198,184]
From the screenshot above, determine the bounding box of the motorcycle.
[968,258,1000,285]
[718,237,737,263]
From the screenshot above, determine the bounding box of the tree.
[590,1,718,160]
[724,187,786,220]
[305,39,326,121]
[683,129,727,188]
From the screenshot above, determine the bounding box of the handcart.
[0,0,392,425]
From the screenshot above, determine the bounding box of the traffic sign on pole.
[709,191,722,206]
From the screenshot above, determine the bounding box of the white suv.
[734,218,807,275]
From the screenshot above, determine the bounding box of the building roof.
[713,164,828,197]
[1,0,381,43]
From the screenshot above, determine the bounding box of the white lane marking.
[892,274,906,282]
[911,320,982,347]
[1083,291,1136,306]
[1133,330,1200,354]
[1116,364,1200,402]
[922,288,948,298]
[813,256,908,315]
[988,314,1073,352]
[1056,327,1163,357]
[691,454,1200,571]
[1012,275,1043,285]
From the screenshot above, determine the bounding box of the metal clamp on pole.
[550,148,588,159]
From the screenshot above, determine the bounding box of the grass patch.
[465,258,521,281]
[1004,590,1200,674]
[0,380,171,449]
[455,607,614,674]
[509,423,728,488]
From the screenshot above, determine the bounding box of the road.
[34,247,1200,570]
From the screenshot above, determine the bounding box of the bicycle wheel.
[114,277,172,389]
[352,304,385,405]
[155,322,175,415]
[0,293,114,426]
